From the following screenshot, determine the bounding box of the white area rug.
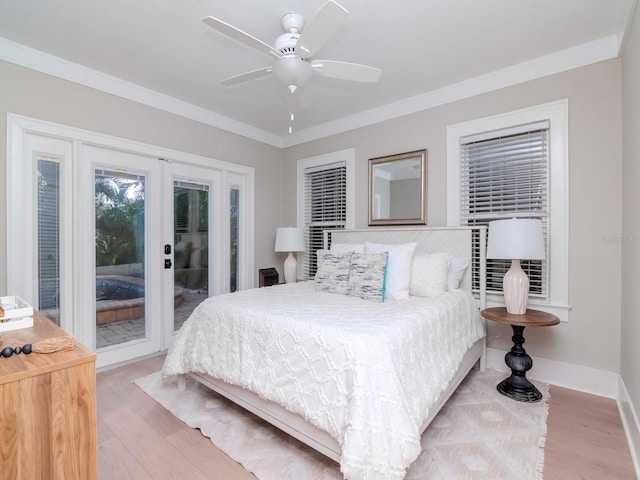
[135,369,549,480]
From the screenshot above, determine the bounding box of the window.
[460,123,549,296]
[447,100,569,320]
[303,163,346,278]
[297,149,355,280]
[173,182,209,234]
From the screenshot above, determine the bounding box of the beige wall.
[283,59,623,373]
[0,60,284,293]
[622,4,640,419]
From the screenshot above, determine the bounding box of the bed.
[162,227,487,480]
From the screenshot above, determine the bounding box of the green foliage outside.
[95,176,145,267]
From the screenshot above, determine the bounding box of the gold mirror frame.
[368,149,427,226]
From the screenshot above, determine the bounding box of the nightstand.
[259,267,280,287]
[481,307,559,403]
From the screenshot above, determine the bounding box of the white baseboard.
[485,347,619,398]
[618,379,640,479]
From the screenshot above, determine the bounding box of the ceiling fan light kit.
[202,0,382,132]
[274,57,313,93]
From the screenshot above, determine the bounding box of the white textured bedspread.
[162,282,485,480]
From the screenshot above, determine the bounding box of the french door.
[163,162,222,345]
[79,147,164,365]
[7,115,254,369]
[80,147,230,367]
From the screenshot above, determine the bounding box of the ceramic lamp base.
[503,259,529,314]
[283,252,297,284]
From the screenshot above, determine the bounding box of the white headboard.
[325,227,486,306]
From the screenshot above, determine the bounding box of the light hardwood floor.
[97,355,637,479]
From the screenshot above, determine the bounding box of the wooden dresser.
[0,311,97,480]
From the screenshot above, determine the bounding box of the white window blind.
[460,122,549,296]
[37,155,61,315]
[303,162,346,279]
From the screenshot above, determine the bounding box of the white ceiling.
[0,0,635,147]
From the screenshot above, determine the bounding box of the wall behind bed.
[282,59,623,393]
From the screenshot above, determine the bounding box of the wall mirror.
[368,149,427,226]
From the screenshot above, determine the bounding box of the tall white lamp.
[275,227,305,284]
[487,218,545,314]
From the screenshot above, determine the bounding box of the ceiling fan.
[202,0,382,95]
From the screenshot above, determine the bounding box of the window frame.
[461,123,550,297]
[296,148,355,280]
[446,100,570,321]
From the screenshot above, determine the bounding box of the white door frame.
[6,114,255,368]
[78,145,164,366]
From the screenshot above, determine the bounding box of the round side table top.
[480,307,560,328]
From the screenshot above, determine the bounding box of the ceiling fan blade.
[220,66,273,85]
[311,60,382,83]
[202,16,281,58]
[296,0,348,58]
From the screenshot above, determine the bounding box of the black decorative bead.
[0,344,34,357]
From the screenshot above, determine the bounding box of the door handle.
[164,259,172,269]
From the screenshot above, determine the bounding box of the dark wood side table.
[259,268,280,287]
[481,307,559,403]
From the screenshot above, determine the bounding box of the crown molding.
[0,37,284,148]
[282,35,620,147]
[0,33,620,150]
[617,0,639,54]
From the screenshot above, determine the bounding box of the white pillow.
[315,250,352,295]
[347,252,388,303]
[448,257,470,290]
[331,243,365,254]
[410,252,452,297]
[365,242,417,300]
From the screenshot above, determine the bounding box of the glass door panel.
[164,162,220,347]
[95,169,147,348]
[37,155,61,325]
[173,180,209,332]
[230,186,240,292]
[21,132,74,334]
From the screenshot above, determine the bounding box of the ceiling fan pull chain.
[289,109,295,134]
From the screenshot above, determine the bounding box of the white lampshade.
[274,227,305,253]
[487,218,545,260]
[275,227,305,284]
[487,218,545,315]
[273,57,313,93]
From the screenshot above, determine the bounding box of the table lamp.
[487,218,545,314]
[275,227,305,284]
